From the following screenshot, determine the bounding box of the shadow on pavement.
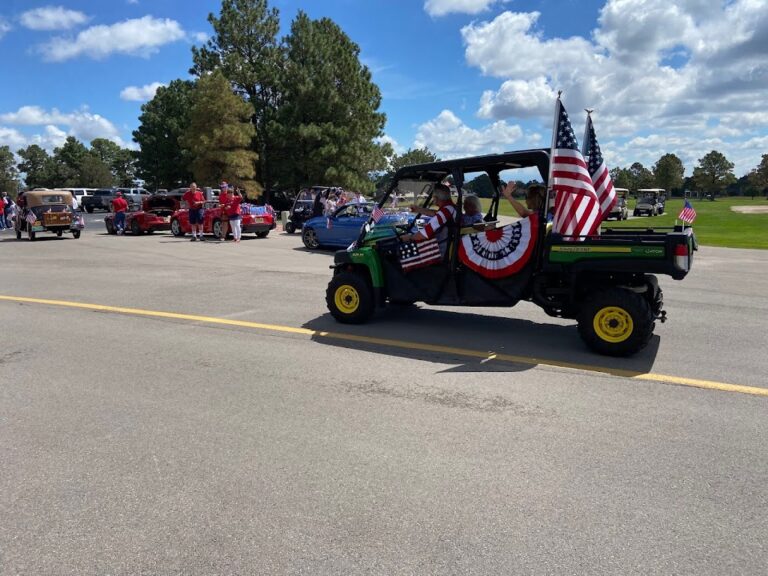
[303,306,661,376]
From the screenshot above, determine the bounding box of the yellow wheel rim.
[334,284,360,314]
[593,306,634,343]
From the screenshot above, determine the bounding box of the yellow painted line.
[2,294,766,398]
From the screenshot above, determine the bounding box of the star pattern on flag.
[556,109,578,150]
[586,125,604,174]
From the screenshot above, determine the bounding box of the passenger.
[400,182,456,255]
[461,195,484,227]
[502,182,545,218]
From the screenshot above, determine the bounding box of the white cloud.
[459,1,768,176]
[425,0,507,17]
[120,82,165,102]
[0,17,11,39]
[414,109,523,159]
[376,134,405,155]
[0,105,125,148]
[20,5,89,31]
[192,31,209,43]
[38,16,185,61]
[0,127,27,149]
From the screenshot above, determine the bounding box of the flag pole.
[582,109,593,158]
[547,92,562,228]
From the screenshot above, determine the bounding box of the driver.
[400,183,456,255]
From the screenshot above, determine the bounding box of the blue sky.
[1,0,766,179]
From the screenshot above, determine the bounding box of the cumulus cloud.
[0,105,124,148]
[460,0,768,175]
[425,0,507,17]
[120,82,165,102]
[376,134,405,155]
[38,16,185,61]
[0,126,27,150]
[20,5,90,31]
[0,17,11,39]
[414,109,523,159]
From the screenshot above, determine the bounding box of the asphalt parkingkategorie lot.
[1,211,767,575]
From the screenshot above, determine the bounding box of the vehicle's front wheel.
[302,227,319,249]
[326,272,374,324]
[72,230,81,239]
[577,287,654,356]
[131,220,142,235]
[285,221,295,234]
[170,219,184,237]
[212,219,223,239]
[86,206,94,214]
[56,230,63,237]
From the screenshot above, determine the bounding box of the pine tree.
[272,12,389,192]
[0,146,19,193]
[191,0,281,190]
[181,71,259,195]
[133,80,195,189]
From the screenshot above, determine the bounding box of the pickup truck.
[324,149,696,356]
[82,188,149,213]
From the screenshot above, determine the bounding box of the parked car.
[58,188,96,211]
[104,205,174,235]
[170,201,275,239]
[81,189,116,213]
[301,202,405,250]
[14,189,84,240]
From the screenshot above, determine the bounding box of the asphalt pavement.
[1,214,767,575]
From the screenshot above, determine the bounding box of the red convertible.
[170,202,276,239]
[104,207,173,235]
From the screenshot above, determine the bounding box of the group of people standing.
[0,192,17,230]
[181,181,243,242]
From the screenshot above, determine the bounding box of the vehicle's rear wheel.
[56,230,63,237]
[131,219,142,235]
[212,219,223,239]
[285,221,295,234]
[326,272,374,324]
[106,221,116,235]
[86,206,94,213]
[72,230,81,239]
[577,287,654,356]
[170,218,184,237]
[302,227,319,249]
[256,231,269,238]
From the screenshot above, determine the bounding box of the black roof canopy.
[392,148,551,183]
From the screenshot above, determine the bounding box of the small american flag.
[398,238,441,271]
[25,211,37,225]
[678,200,697,223]
[550,99,601,239]
[372,205,385,223]
[583,113,616,221]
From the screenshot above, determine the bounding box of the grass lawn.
[480,196,768,249]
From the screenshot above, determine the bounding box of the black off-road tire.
[285,221,295,234]
[326,272,374,324]
[577,287,655,357]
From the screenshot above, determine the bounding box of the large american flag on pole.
[583,113,617,221]
[550,99,601,238]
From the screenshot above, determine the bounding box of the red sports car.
[104,207,174,235]
[170,202,276,239]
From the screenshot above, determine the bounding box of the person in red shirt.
[227,188,243,243]
[218,182,230,240]
[111,191,129,235]
[182,182,207,241]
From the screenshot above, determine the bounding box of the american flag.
[398,238,441,271]
[25,211,37,225]
[678,199,697,223]
[550,99,601,238]
[583,113,617,221]
[372,204,385,223]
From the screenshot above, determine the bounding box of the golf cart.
[15,189,84,241]
[325,150,696,356]
[608,188,629,220]
[634,189,666,216]
[285,186,329,234]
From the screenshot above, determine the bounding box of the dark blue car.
[301,202,407,250]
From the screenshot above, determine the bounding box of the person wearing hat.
[218,182,230,240]
[111,191,129,235]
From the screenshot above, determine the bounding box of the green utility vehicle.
[326,150,696,356]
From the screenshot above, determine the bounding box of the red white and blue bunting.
[458,215,538,279]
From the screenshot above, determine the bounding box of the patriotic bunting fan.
[458,215,538,279]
